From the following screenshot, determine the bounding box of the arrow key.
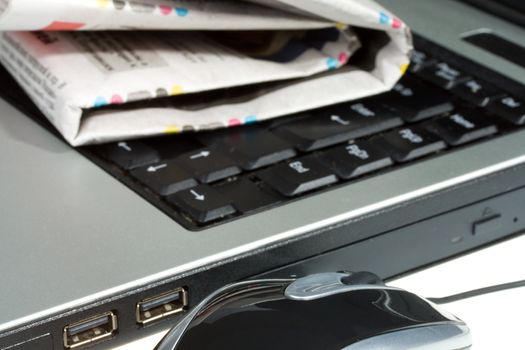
[167,185,236,224]
[99,140,159,170]
[130,160,197,196]
[176,148,241,184]
[198,125,296,170]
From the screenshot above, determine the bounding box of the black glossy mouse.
[155,272,472,350]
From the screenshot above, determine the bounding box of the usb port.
[63,311,118,349]
[136,287,188,325]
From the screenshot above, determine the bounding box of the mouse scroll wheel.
[340,271,385,286]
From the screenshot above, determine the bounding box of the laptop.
[1,0,524,349]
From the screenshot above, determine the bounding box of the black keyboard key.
[487,95,525,125]
[131,160,197,196]
[426,110,498,146]
[167,185,236,224]
[275,100,403,152]
[451,78,504,107]
[379,126,447,163]
[199,126,296,170]
[215,178,282,214]
[418,62,470,89]
[409,50,437,73]
[274,112,356,151]
[319,141,393,179]
[143,135,204,160]
[100,141,159,170]
[378,75,454,122]
[257,156,338,197]
[176,148,241,184]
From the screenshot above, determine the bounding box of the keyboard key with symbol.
[319,141,393,179]
[176,148,241,184]
[377,75,454,122]
[257,156,338,197]
[275,100,403,151]
[143,135,204,161]
[199,125,296,170]
[409,50,437,73]
[451,78,503,107]
[418,62,470,89]
[426,110,498,146]
[130,160,197,196]
[100,141,159,170]
[487,95,525,125]
[379,126,447,162]
[167,185,236,224]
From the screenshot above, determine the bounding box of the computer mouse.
[155,272,472,350]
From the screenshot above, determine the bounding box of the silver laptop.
[2,0,525,349]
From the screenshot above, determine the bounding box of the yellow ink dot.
[171,85,184,96]
[400,63,409,75]
[165,125,181,134]
[97,0,110,8]
[335,22,347,30]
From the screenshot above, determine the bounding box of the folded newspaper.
[0,0,412,146]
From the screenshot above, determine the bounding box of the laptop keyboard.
[87,45,525,230]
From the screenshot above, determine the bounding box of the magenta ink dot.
[159,5,172,15]
[392,18,402,29]
[111,94,124,104]
[338,52,349,64]
[228,119,241,126]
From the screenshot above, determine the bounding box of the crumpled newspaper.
[0,0,412,146]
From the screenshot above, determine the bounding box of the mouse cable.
[427,279,525,304]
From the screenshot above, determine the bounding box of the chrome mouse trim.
[341,324,472,350]
[284,273,402,301]
[155,273,472,350]
[154,278,292,350]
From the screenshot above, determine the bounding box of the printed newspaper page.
[0,0,412,146]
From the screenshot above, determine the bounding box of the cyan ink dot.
[326,57,338,70]
[175,7,189,17]
[94,96,108,108]
[379,12,390,24]
[244,115,258,124]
